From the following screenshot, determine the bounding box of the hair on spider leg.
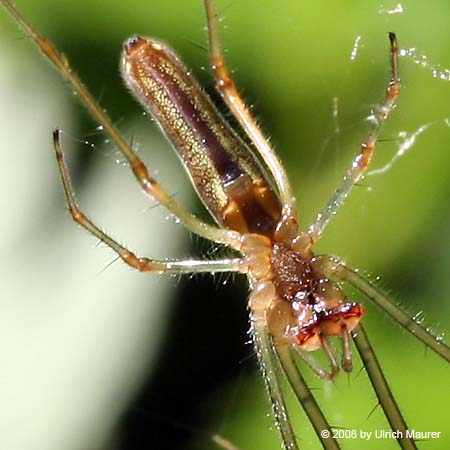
[97,254,122,275]
[365,401,383,422]
[185,38,209,54]
[142,201,165,214]
[213,269,240,290]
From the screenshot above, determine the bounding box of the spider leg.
[340,324,353,372]
[319,334,340,380]
[204,0,295,216]
[276,345,340,450]
[308,33,400,241]
[53,130,244,275]
[0,0,241,249]
[294,348,336,381]
[252,320,300,450]
[312,255,450,363]
[354,325,418,450]
[292,342,342,382]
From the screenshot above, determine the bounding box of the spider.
[1,1,449,449]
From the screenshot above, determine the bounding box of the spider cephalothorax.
[244,221,364,379]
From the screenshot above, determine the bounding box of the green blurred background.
[0,0,449,449]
